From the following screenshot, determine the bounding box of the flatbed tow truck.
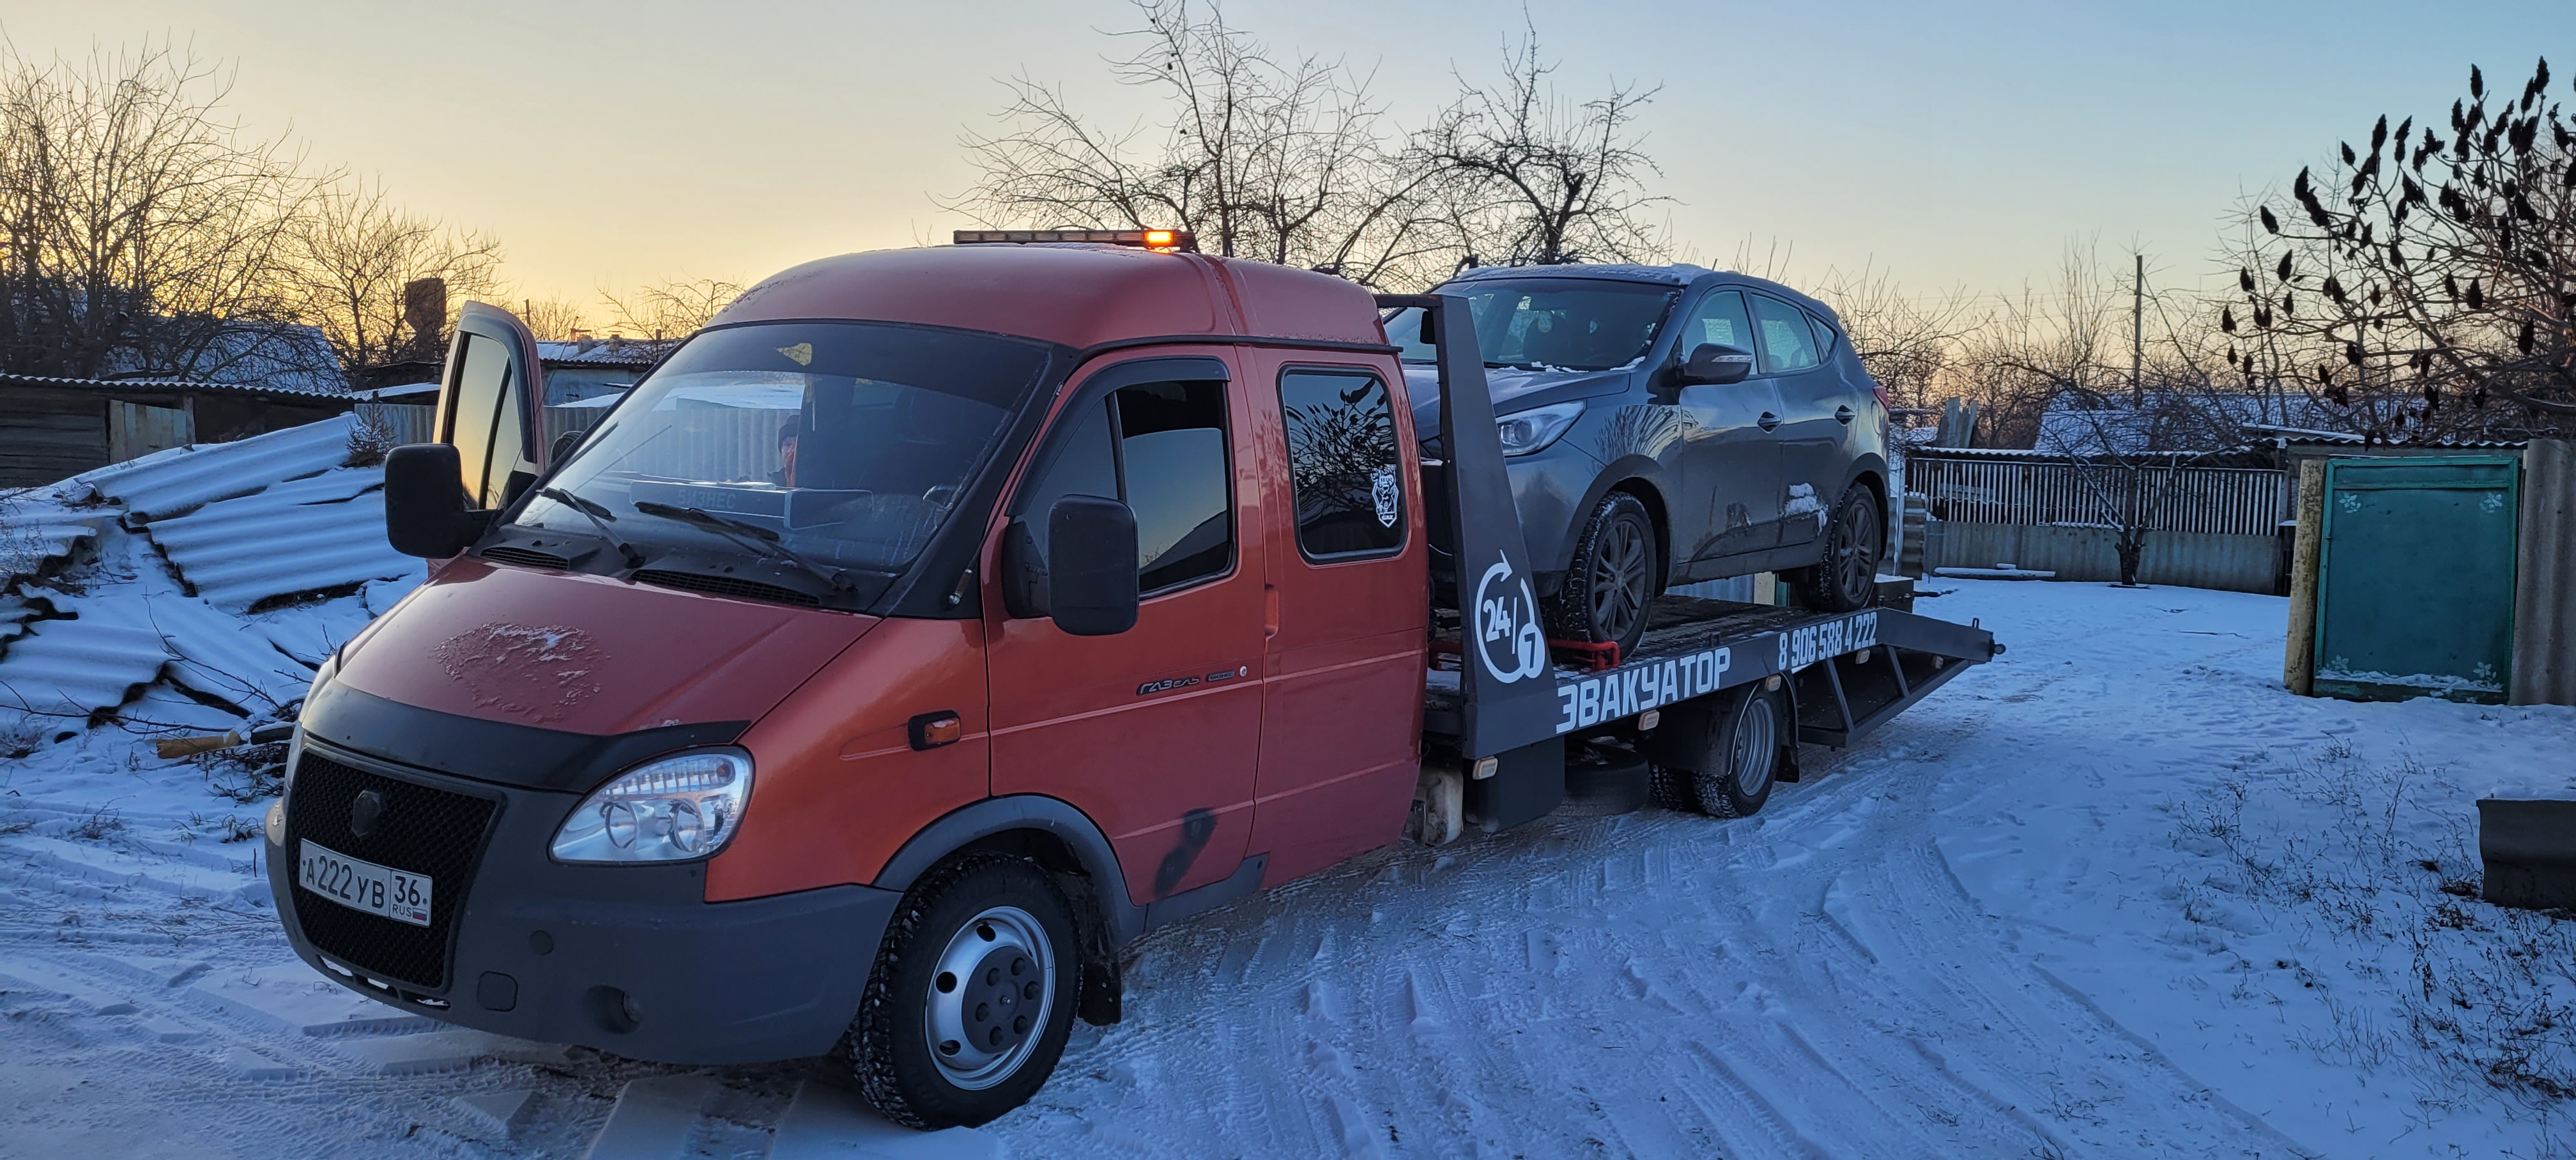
[272,231,1998,1130]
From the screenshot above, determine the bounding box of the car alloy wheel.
[1589,511,1653,648]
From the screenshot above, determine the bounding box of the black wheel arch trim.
[1554,460,1673,580]
[873,794,1150,945]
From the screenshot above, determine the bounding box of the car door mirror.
[1046,495,1140,636]
[384,443,493,558]
[1680,343,1756,386]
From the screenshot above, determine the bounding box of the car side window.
[1278,369,1404,560]
[1806,310,1841,358]
[443,333,523,508]
[1676,290,1755,361]
[1009,395,1119,571]
[1751,294,1821,374]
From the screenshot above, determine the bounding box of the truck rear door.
[1244,351,1429,885]
[984,353,1265,905]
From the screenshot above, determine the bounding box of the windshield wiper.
[537,487,645,569]
[630,501,855,592]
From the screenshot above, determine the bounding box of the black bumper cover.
[268,743,898,1065]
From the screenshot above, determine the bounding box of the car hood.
[328,559,879,738]
[1403,363,1637,452]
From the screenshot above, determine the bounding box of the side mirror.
[1680,343,1756,386]
[1046,495,1139,636]
[384,443,491,558]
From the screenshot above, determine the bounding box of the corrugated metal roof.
[0,590,313,715]
[80,415,356,521]
[2241,422,2531,449]
[0,370,351,402]
[0,494,112,583]
[147,467,418,611]
[0,595,172,715]
[538,340,674,368]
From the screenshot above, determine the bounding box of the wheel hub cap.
[924,906,1055,1090]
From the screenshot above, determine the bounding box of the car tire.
[1692,685,1784,819]
[1798,485,1883,613]
[1547,492,1658,660]
[844,855,1080,1129]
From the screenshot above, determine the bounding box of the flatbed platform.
[1425,595,2000,749]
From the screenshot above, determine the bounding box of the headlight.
[551,749,754,864]
[1496,402,1584,456]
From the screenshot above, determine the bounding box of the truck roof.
[710,243,1388,353]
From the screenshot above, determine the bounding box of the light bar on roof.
[952,229,1198,253]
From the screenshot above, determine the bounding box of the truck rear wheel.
[1548,492,1658,660]
[845,855,1079,1129]
[1692,686,1782,818]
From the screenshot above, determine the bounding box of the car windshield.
[1386,278,1679,372]
[514,321,1050,578]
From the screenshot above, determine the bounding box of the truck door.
[1246,355,1429,885]
[434,301,549,509]
[985,354,1264,906]
[1754,293,1846,548]
[1671,288,1785,565]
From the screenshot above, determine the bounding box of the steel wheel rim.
[1835,501,1880,604]
[923,904,1056,1090]
[1730,696,1777,797]
[1590,515,1650,642]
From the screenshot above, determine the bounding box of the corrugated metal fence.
[351,404,790,481]
[1908,458,2286,537]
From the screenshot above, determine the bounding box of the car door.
[1246,354,1429,886]
[1670,287,1785,567]
[435,301,549,509]
[1753,293,1847,549]
[985,354,1264,907]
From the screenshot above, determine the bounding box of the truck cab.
[272,240,1434,1127]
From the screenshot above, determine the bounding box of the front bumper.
[268,739,898,1065]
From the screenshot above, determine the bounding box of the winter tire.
[1692,686,1783,819]
[1547,492,1659,660]
[845,855,1080,1129]
[1799,485,1883,613]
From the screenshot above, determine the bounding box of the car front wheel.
[1547,492,1659,660]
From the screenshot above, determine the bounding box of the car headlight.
[551,749,754,864]
[1496,402,1584,456]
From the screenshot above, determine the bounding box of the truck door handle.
[1757,412,1780,431]
[1834,405,1855,425]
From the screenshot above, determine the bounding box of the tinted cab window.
[1013,378,1234,595]
[1278,370,1404,559]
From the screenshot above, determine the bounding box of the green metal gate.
[2313,455,2519,703]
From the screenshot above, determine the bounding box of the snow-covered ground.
[3,558,2571,1156]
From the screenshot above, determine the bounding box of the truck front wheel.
[845,855,1079,1129]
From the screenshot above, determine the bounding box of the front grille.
[283,752,500,991]
[634,569,820,606]
[480,546,572,570]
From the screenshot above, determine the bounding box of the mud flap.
[1052,870,1123,1025]
[1464,735,1564,832]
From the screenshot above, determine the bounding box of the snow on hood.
[330,560,877,735]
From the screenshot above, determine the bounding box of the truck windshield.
[514,321,1050,580]
[1386,278,1680,372]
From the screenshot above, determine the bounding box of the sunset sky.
[10,0,2567,317]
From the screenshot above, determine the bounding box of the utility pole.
[2130,253,2145,406]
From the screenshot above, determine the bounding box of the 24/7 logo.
[1473,551,1548,684]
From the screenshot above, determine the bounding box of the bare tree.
[1419,24,1670,268]
[2222,58,2573,441]
[1811,263,1981,411]
[0,41,311,379]
[953,1,1455,289]
[598,277,742,339]
[519,296,592,341]
[289,177,502,372]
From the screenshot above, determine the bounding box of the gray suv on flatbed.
[1386,263,1890,657]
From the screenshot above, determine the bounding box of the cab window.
[1013,379,1234,595]
[1278,369,1404,559]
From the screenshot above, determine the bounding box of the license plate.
[298,840,433,927]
